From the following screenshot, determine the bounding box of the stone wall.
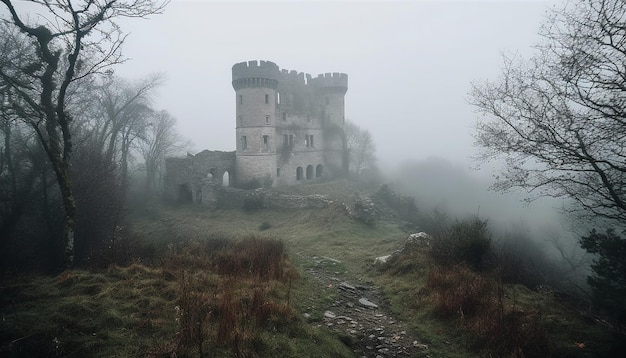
[200,183,337,211]
[164,150,236,203]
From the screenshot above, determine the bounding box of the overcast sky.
[112,0,554,171]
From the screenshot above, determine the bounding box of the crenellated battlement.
[309,72,348,90]
[232,60,281,90]
[233,60,347,91]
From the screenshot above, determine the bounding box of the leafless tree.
[0,0,168,268]
[92,74,162,192]
[344,120,376,177]
[470,0,626,226]
[139,110,186,193]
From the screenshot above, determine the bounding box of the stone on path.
[358,297,379,308]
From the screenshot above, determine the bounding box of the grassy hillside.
[1,180,621,357]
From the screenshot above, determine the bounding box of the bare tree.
[0,0,167,268]
[139,110,186,193]
[344,120,376,177]
[469,0,626,225]
[91,75,163,193]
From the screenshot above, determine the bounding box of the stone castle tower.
[163,60,347,203]
[232,60,348,186]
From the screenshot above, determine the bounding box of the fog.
[112,0,581,248]
[114,0,552,168]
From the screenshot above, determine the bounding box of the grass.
[2,180,622,357]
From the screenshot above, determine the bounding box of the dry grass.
[426,265,550,357]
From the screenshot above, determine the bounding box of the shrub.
[430,217,492,270]
[242,197,264,212]
[426,265,550,356]
[581,228,626,332]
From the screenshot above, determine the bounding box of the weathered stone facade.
[165,60,348,203]
[163,150,236,203]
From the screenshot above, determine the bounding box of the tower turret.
[232,60,281,186]
[310,73,349,174]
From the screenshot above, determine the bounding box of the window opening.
[262,135,269,150]
[277,92,281,104]
[265,94,269,104]
[277,168,281,177]
[265,115,270,124]
[241,136,247,150]
[306,165,314,180]
[239,94,243,105]
[296,167,303,180]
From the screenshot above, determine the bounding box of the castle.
[164,60,348,203]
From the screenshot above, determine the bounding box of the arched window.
[306,165,314,180]
[296,167,303,180]
[222,171,230,186]
[316,164,323,178]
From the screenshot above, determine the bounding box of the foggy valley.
[1,0,625,357]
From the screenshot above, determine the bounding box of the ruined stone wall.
[163,150,236,203]
[201,183,337,210]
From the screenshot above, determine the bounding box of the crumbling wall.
[164,150,236,203]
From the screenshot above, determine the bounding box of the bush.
[581,228,626,331]
[242,197,264,212]
[430,217,492,270]
[426,265,550,356]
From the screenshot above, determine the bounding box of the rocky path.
[302,256,430,358]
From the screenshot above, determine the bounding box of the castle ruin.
[164,60,348,203]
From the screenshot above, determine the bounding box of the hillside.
[1,180,621,357]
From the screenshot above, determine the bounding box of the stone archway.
[296,166,303,180]
[306,165,314,180]
[316,164,323,178]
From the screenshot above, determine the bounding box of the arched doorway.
[222,171,230,186]
[178,183,192,203]
[306,165,314,180]
[316,164,323,178]
[296,166,303,180]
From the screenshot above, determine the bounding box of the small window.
[283,134,288,146]
[239,94,243,105]
[265,115,270,124]
[310,135,314,148]
[265,94,269,104]
[304,135,309,148]
[277,168,281,177]
[241,136,247,150]
[262,135,269,150]
[277,92,281,104]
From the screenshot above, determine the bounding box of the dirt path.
[303,256,429,358]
